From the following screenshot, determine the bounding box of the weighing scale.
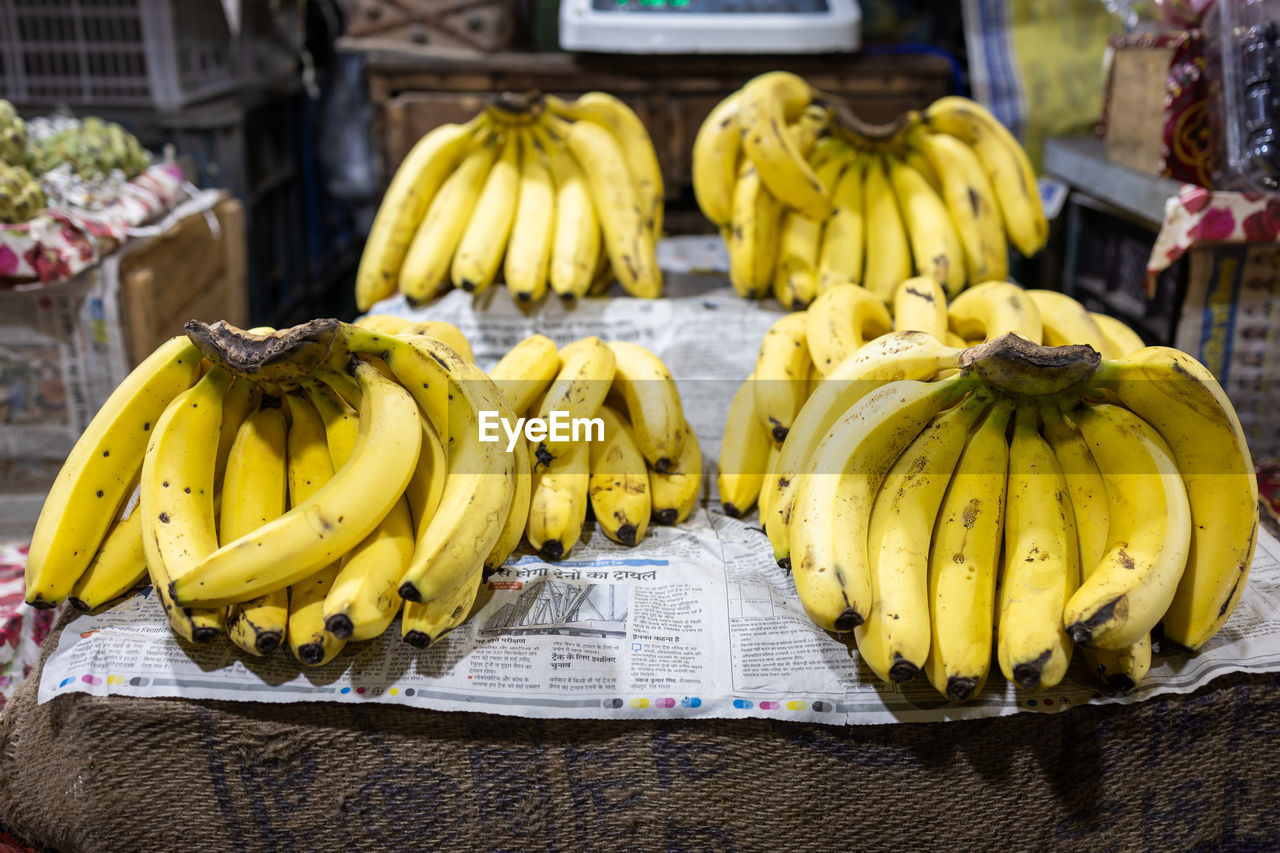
[557,0,861,55]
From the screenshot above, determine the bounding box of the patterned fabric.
[0,542,54,712]
[1148,184,1280,293]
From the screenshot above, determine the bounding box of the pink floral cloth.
[0,163,185,287]
[0,542,55,710]
[1148,184,1280,294]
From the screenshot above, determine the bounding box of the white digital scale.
[558,0,861,54]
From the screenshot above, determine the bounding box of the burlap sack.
[2,611,1278,852]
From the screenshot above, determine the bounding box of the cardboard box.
[1100,30,1213,187]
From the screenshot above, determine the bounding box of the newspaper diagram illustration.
[481,579,629,638]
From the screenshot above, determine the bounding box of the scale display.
[560,0,859,54]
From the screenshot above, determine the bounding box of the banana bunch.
[490,333,702,560]
[719,279,1147,518]
[26,315,701,659]
[356,90,664,311]
[693,71,1048,308]
[727,331,1257,700]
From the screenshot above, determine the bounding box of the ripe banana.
[532,336,616,467]
[1025,290,1107,353]
[790,374,973,632]
[857,391,990,683]
[764,331,964,565]
[818,152,866,286]
[804,282,894,376]
[288,564,345,666]
[753,312,812,442]
[213,378,260,501]
[774,155,848,309]
[66,482,146,612]
[588,404,651,546]
[221,399,289,656]
[924,96,1048,257]
[484,424,532,573]
[169,359,422,607]
[539,126,601,301]
[356,116,482,310]
[912,129,1009,284]
[650,425,702,525]
[606,341,686,472]
[892,276,949,339]
[399,130,498,303]
[717,373,773,518]
[504,130,555,303]
[549,92,664,237]
[889,155,966,298]
[1090,313,1145,358]
[490,333,561,415]
[452,131,521,294]
[861,156,913,302]
[737,71,832,220]
[1063,402,1191,651]
[25,335,202,609]
[691,92,742,227]
[998,406,1077,691]
[138,366,234,643]
[924,401,1013,702]
[563,118,662,298]
[1092,347,1258,650]
[947,281,1043,343]
[402,572,485,648]
[728,159,784,300]
[527,440,591,560]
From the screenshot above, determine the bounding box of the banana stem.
[819,97,919,146]
[959,333,1101,396]
[184,319,344,384]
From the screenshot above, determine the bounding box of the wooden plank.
[219,199,249,331]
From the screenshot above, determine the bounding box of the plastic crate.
[0,0,272,110]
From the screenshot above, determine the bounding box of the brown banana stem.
[960,333,1101,396]
[818,96,919,143]
[185,318,343,383]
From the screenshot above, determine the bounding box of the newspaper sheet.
[37,274,1280,724]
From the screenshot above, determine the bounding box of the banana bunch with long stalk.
[719,279,1147,520]
[723,329,1257,700]
[492,334,703,562]
[693,71,1049,308]
[356,90,663,311]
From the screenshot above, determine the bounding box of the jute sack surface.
[2,612,1279,852]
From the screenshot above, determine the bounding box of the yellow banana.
[691,92,742,227]
[774,155,849,310]
[790,374,973,632]
[1064,402,1191,651]
[924,96,1048,257]
[288,565,345,666]
[888,155,966,298]
[924,401,1013,702]
[605,341,685,472]
[892,276,949,340]
[138,366,234,643]
[858,391,990,683]
[169,359,422,607]
[452,132,521,294]
[66,481,147,612]
[804,282,895,376]
[764,331,963,565]
[549,92,663,237]
[397,321,475,363]
[356,117,484,310]
[861,155,913,302]
[737,71,831,219]
[1092,347,1258,650]
[531,336,616,467]
[527,440,591,561]
[717,373,773,519]
[490,333,561,415]
[753,312,812,443]
[562,118,661,298]
[504,129,556,303]
[539,125,601,301]
[25,336,202,609]
[1025,290,1107,352]
[402,572,485,648]
[222,399,290,655]
[649,424,702,525]
[728,158,783,300]
[484,426,532,573]
[818,151,866,286]
[588,404,651,546]
[998,406,1077,691]
[947,281,1043,343]
[913,129,1009,284]
[1090,313,1146,358]
[399,130,498,303]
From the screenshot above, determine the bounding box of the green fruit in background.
[0,100,27,165]
[0,162,45,224]
[26,117,149,180]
